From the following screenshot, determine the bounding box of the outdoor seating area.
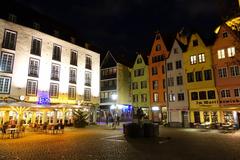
[0,124,26,139]
[29,122,65,134]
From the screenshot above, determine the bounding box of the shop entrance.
[182,111,189,128]
[194,111,200,123]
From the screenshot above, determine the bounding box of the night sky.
[15,0,238,61]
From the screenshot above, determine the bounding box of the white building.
[0,18,100,125]
[166,34,189,127]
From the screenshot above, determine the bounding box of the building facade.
[0,18,100,125]
[148,33,169,123]
[131,54,150,118]
[99,51,132,123]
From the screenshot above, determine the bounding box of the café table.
[6,128,19,139]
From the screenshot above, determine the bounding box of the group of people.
[105,112,120,128]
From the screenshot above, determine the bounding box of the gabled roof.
[100,51,117,69]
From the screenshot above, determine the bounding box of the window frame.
[0,76,11,94]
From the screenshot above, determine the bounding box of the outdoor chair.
[47,125,54,134]
[59,124,64,134]
[1,127,11,139]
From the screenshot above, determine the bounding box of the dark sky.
[15,0,238,60]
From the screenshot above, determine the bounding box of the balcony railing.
[100,98,116,103]
[100,86,117,91]
[101,74,117,80]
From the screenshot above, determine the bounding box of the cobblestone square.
[0,125,240,160]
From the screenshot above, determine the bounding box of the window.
[8,14,17,23]
[208,90,216,99]
[52,44,61,61]
[0,76,11,94]
[68,86,76,99]
[198,53,205,63]
[2,30,17,50]
[141,94,147,102]
[26,80,37,96]
[190,55,197,64]
[85,71,91,86]
[221,89,231,98]
[86,56,92,70]
[162,65,165,74]
[230,66,240,77]
[69,68,77,84]
[195,71,202,81]
[0,52,14,73]
[132,82,138,90]
[187,72,194,82]
[193,40,198,46]
[199,91,207,100]
[176,60,182,69]
[84,88,91,101]
[227,47,235,57]
[70,50,78,66]
[218,68,227,78]
[137,58,142,64]
[28,58,39,77]
[153,93,159,102]
[152,55,164,63]
[167,77,174,86]
[176,76,183,85]
[156,44,161,51]
[223,32,228,38]
[178,93,184,101]
[167,62,173,71]
[49,83,59,98]
[134,68,144,77]
[169,94,176,102]
[234,88,240,97]
[51,64,60,81]
[191,92,198,100]
[141,81,147,89]
[217,49,225,59]
[163,79,165,89]
[30,38,41,56]
[174,48,178,54]
[152,67,158,75]
[204,69,212,80]
[153,80,158,90]
[133,94,138,102]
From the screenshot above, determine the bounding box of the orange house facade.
[148,33,169,123]
[212,23,240,127]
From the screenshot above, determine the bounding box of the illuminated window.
[234,88,240,97]
[217,49,225,59]
[167,62,173,71]
[26,79,37,96]
[85,56,92,70]
[176,76,183,85]
[187,72,194,82]
[176,60,182,69]
[133,94,138,102]
[190,55,197,64]
[69,68,77,84]
[49,83,59,98]
[167,77,174,86]
[178,93,184,101]
[153,93,159,102]
[198,53,205,63]
[156,44,161,51]
[31,37,41,56]
[152,67,158,75]
[204,69,212,80]
[218,68,227,78]
[70,50,78,66]
[52,44,61,61]
[152,80,158,90]
[193,40,198,46]
[141,94,147,102]
[230,66,240,77]
[84,88,91,101]
[28,58,39,77]
[221,89,230,98]
[85,71,91,86]
[191,92,198,100]
[227,47,235,57]
[2,29,17,50]
[195,71,202,81]
[0,76,11,94]
[141,81,147,89]
[169,94,176,102]
[51,64,60,81]
[0,52,14,73]
[223,32,228,38]
[208,90,216,99]
[68,86,76,99]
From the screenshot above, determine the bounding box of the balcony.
[101,74,117,80]
[100,98,116,103]
[100,86,117,91]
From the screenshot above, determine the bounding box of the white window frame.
[0,52,14,73]
[68,86,76,99]
[153,93,159,102]
[234,88,240,97]
[26,80,37,96]
[69,67,77,84]
[221,89,231,98]
[51,63,60,81]
[227,47,235,57]
[230,65,239,77]
[190,55,197,64]
[28,58,40,77]
[49,83,59,98]
[198,53,205,63]
[218,67,227,78]
[217,49,225,59]
[84,88,91,101]
[0,76,11,94]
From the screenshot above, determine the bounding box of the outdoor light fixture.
[111,94,118,100]
[152,106,160,111]
[19,95,25,101]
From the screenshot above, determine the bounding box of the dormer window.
[8,14,16,23]
[137,58,142,64]
[223,32,228,38]
[156,44,161,51]
[193,40,198,47]
[33,22,40,30]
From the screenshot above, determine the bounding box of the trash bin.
[153,123,159,137]
[143,123,154,137]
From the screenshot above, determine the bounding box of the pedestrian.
[117,115,120,126]
[106,113,109,126]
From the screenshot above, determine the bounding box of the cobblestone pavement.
[0,125,240,160]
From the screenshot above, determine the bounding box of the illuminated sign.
[38,96,50,105]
